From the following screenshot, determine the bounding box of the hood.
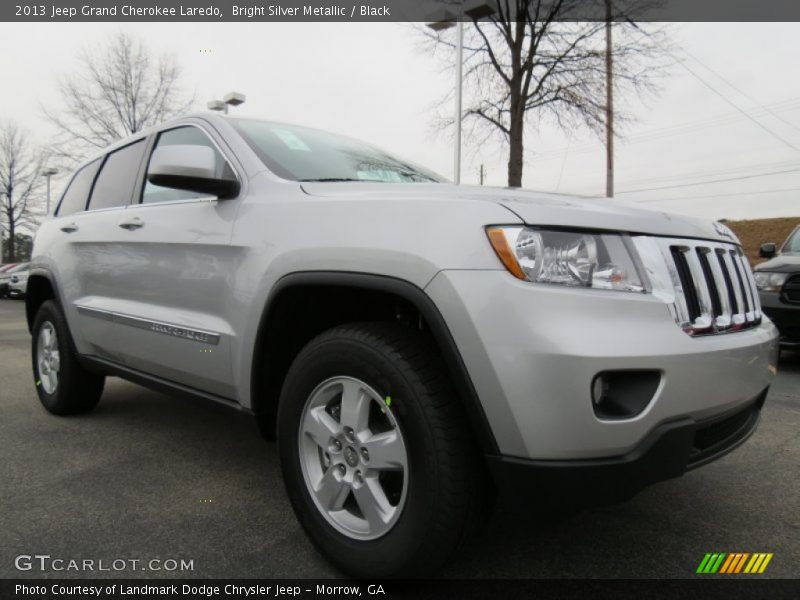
[754,254,800,272]
[300,182,736,243]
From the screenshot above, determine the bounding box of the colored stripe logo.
[696,553,773,574]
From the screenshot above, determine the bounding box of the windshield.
[231,119,444,184]
[782,227,800,254]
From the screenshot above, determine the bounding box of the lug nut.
[354,470,363,484]
[337,464,346,477]
[343,427,355,442]
[331,438,342,452]
[360,448,369,462]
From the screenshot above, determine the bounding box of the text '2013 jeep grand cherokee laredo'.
[27,114,778,577]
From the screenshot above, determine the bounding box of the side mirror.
[759,243,777,259]
[147,145,239,199]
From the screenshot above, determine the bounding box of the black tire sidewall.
[31,300,101,415]
[278,334,443,577]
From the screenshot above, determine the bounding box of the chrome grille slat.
[682,247,715,332]
[705,248,732,329]
[741,251,761,321]
[734,251,757,322]
[721,250,746,327]
[656,238,762,336]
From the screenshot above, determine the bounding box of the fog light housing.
[591,370,661,420]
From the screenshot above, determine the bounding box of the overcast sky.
[1,21,799,221]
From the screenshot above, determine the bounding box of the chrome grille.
[632,236,761,336]
[665,241,761,335]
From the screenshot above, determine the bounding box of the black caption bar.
[4,0,800,22]
[3,579,800,600]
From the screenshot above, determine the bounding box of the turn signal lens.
[487,227,527,280]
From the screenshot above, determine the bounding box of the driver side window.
[142,126,234,204]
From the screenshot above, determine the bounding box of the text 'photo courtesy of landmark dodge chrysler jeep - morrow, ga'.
[26,114,778,577]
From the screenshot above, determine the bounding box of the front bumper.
[759,290,800,346]
[487,388,766,507]
[425,270,779,460]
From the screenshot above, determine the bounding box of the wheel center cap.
[344,446,358,467]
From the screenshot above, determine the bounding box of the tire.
[277,322,487,578]
[31,300,105,415]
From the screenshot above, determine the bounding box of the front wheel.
[277,323,486,578]
[31,300,105,415]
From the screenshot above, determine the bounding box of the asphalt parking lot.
[0,298,798,579]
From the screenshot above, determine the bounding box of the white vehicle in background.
[8,265,30,298]
[1,263,28,298]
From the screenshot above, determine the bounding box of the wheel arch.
[25,269,60,333]
[250,271,499,455]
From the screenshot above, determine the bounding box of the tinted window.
[783,228,800,254]
[142,126,234,204]
[56,159,102,216]
[88,140,147,211]
[230,118,442,183]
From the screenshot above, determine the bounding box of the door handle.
[60,222,78,233]
[118,217,144,230]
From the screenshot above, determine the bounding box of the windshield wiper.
[299,178,366,182]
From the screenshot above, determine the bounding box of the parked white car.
[1,263,28,298]
[8,266,30,298]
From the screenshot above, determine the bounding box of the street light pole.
[427,2,494,186]
[454,18,464,184]
[208,92,246,115]
[41,167,58,215]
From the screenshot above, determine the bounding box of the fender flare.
[25,267,63,333]
[252,271,500,455]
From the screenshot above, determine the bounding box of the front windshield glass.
[231,119,444,183]
[783,228,800,254]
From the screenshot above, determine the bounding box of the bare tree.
[45,31,194,164]
[423,0,669,187]
[0,122,45,263]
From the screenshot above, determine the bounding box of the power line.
[681,48,800,135]
[633,186,800,203]
[673,55,800,154]
[617,167,800,194]
[617,158,800,188]
[530,96,800,161]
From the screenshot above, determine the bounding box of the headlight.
[486,226,646,292]
[754,271,788,292]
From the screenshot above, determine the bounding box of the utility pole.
[479,164,485,185]
[605,0,614,198]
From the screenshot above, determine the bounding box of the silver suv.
[27,114,778,577]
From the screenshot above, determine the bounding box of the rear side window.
[88,139,148,211]
[56,159,102,216]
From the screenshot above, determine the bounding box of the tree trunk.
[507,87,524,188]
[7,217,15,263]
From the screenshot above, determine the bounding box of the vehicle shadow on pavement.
[3,366,798,579]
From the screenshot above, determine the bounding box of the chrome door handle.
[60,222,78,233]
[118,217,144,230]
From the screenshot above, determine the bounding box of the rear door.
[61,139,150,358]
[79,124,243,399]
